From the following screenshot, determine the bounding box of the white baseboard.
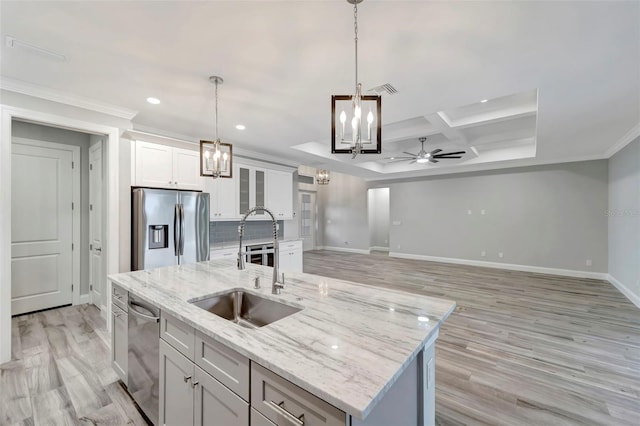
[608,274,640,309]
[319,246,371,255]
[388,252,608,280]
[369,246,390,252]
[79,294,91,305]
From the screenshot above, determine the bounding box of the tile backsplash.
[210,220,284,245]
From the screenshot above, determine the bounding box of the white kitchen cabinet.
[266,169,293,219]
[160,339,195,426]
[278,240,303,273]
[111,303,128,383]
[202,175,237,220]
[237,164,267,220]
[160,321,250,426]
[210,247,238,260]
[134,141,202,190]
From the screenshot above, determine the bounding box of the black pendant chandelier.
[200,76,233,178]
[331,0,382,159]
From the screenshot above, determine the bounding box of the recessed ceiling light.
[331,344,339,350]
[146,97,160,105]
[418,316,430,322]
[480,99,488,103]
[389,307,395,312]
[235,124,246,130]
[389,157,395,160]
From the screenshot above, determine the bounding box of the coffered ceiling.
[1,1,638,180]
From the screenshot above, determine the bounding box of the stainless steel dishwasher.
[128,294,160,425]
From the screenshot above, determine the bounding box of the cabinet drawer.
[195,365,249,426]
[251,407,276,426]
[160,312,195,360]
[251,363,346,426]
[195,330,250,401]
[280,241,301,250]
[112,283,128,312]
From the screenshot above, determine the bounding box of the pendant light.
[200,76,233,178]
[316,169,330,185]
[331,0,382,159]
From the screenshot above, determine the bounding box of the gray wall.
[368,188,390,249]
[371,160,609,272]
[608,137,640,298]
[12,120,93,295]
[317,171,370,251]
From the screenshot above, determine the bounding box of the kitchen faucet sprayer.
[237,206,284,294]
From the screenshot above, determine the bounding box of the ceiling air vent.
[5,36,67,62]
[369,83,398,96]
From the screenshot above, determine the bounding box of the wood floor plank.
[304,250,640,425]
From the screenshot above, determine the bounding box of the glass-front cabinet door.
[238,166,250,216]
[254,169,265,218]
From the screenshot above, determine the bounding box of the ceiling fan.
[387,137,466,164]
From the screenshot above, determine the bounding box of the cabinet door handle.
[184,375,192,383]
[191,380,199,388]
[268,400,305,425]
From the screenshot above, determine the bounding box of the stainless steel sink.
[189,290,302,329]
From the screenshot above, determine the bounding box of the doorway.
[11,138,80,315]
[367,188,390,252]
[10,120,107,316]
[299,191,317,251]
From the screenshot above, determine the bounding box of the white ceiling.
[1,1,638,180]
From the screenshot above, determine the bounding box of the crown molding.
[126,125,298,170]
[0,77,138,120]
[605,122,640,158]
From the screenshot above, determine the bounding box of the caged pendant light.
[200,76,233,178]
[331,0,382,159]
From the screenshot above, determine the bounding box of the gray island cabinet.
[109,260,455,426]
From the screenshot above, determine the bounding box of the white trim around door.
[0,105,121,364]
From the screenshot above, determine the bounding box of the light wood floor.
[1,304,148,425]
[2,251,639,425]
[304,251,640,425]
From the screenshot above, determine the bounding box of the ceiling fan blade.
[433,156,462,159]
[429,149,442,155]
[434,151,466,157]
[409,160,417,164]
[429,158,439,163]
[402,152,418,157]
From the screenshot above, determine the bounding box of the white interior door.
[11,140,78,315]
[299,191,316,251]
[89,138,104,310]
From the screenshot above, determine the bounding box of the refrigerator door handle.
[174,203,180,258]
[179,204,185,256]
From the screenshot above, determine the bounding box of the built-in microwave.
[245,243,275,267]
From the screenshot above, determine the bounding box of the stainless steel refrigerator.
[132,188,210,270]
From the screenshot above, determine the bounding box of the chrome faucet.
[237,206,284,294]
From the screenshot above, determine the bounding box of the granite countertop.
[210,237,303,250]
[108,260,455,419]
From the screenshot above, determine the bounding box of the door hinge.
[71,284,74,292]
[72,161,75,169]
[90,243,93,250]
[72,243,74,250]
[90,163,93,171]
[90,204,93,211]
[90,285,93,291]
[72,202,74,210]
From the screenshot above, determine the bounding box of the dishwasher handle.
[128,301,160,322]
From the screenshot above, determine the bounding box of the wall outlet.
[392,220,402,226]
[481,250,486,257]
[344,241,349,245]
[498,252,504,258]
[481,209,486,215]
[586,259,592,267]
[467,209,472,215]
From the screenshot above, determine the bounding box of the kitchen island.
[109,259,456,425]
